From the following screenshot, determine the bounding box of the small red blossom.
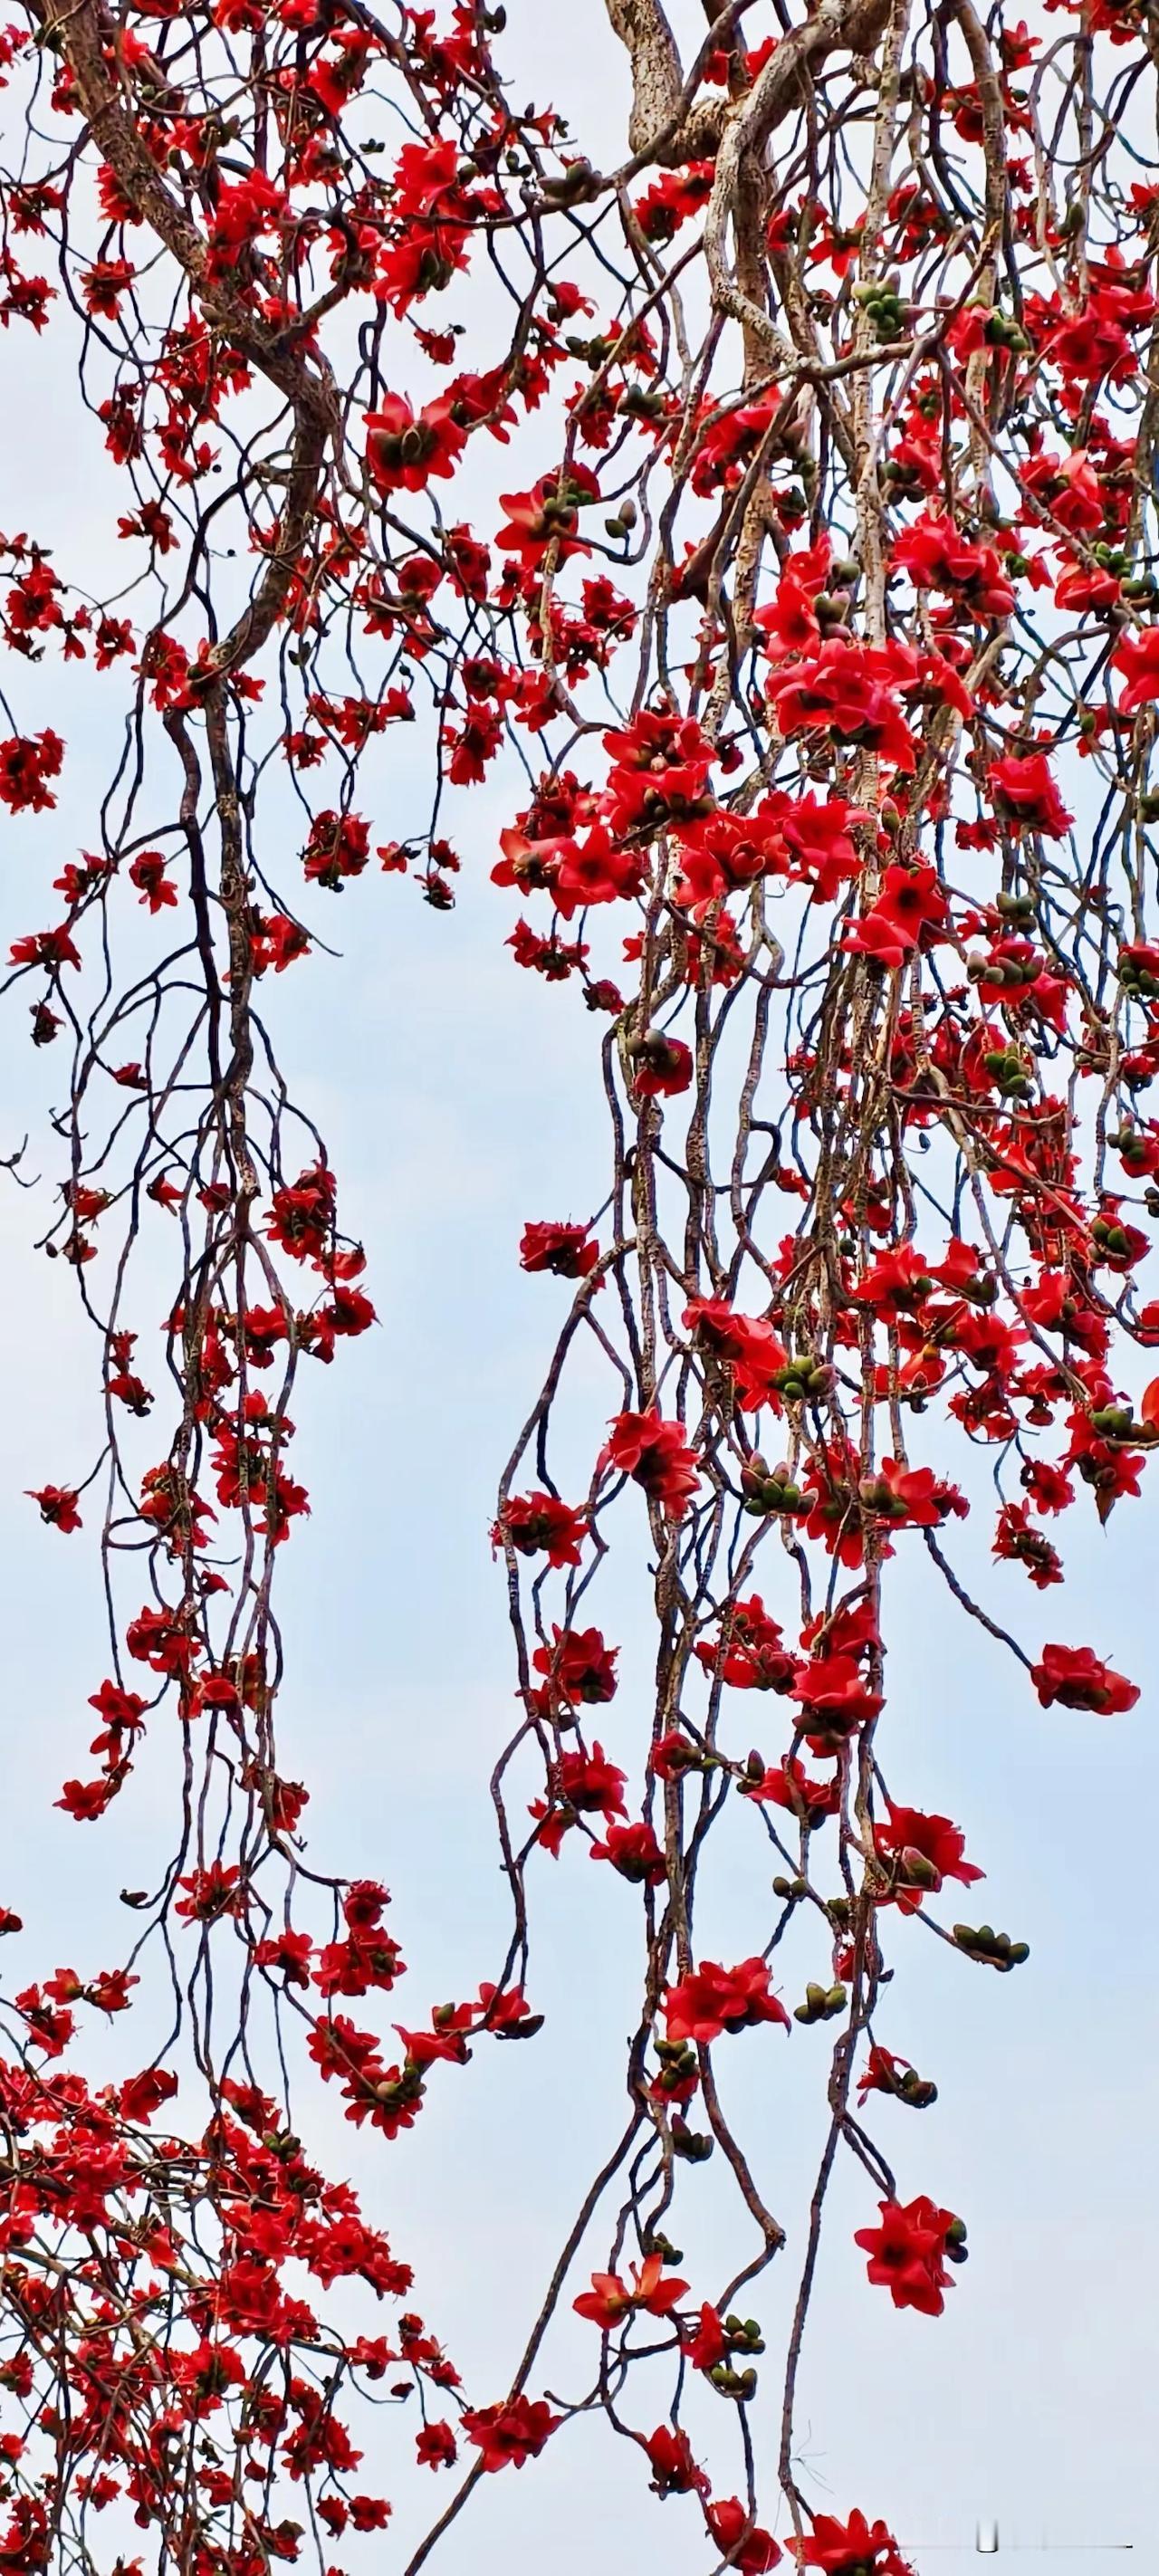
[873,1804,983,1910]
[493,1491,589,1567]
[519,1220,599,1278]
[532,1624,618,1707]
[695,1594,796,1692]
[1030,1643,1139,1714]
[174,1863,244,1925]
[989,752,1072,839]
[707,2499,781,2573]
[645,2423,707,2496]
[798,2512,915,2576]
[589,1820,666,1884]
[416,2421,457,2470]
[366,393,467,494]
[665,1958,790,2045]
[26,1484,81,1532]
[0,728,63,812]
[460,2396,560,2473]
[853,2194,959,2315]
[128,849,177,913]
[573,2249,687,2326]
[684,2303,729,2372]
[599,1410,701,1515]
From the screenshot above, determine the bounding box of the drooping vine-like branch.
[0,0,1155,2571]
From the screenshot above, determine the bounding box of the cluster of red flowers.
[0,0,1154,2565]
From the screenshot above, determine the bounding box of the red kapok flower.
[599,1409,701,1515]
[416,2420,457,2470]
[694,1594,796,1691]
[707,2498,781,2573]
[873,1802,983,1910]
[365,392,466,493]
[493,1491,589,1567]
[989,752,1072,839]
[26,1484,81,1533]
[797,2511,914,2576]
[573,2249,687,2327]
[683,2303,729,2372]
[852,2194,959,2315]
[1112,622,1159,714]
[645,2423,707,2496]
[520,1220,600,1278]
[460,2395,560,2473]
[664,1958,790,2045]
[589,1820,666,1885]
[532,1624,618,1706]
[0,729,64,813]
[1030,1643,1139,1714]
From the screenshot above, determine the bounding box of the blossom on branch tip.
[26,1485,81,1533]
[853,2195,963,2315]
[645,2424,707,2496]
[460,2397,560,2473]
[599,1410,701,1515]
[664,1959,790,2046]
[519,1220,600,1278]
[1030,1643,1139,1713]
[707,2499,781,2572]
[794,2512,915,2575]
[573,2249,688,2327]
[873,1803,983,1910]
[492,1491,589,1567]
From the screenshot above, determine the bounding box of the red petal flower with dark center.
[1030,1642,1139,1713]
[853,2194,959,2314]
[600,1407,701,1513]
[873,1802,983,1911]
[798,2510,915,2576]
[707,2498,781,2573]
[664,1958,790,2045]
[460,2396,560,2473]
